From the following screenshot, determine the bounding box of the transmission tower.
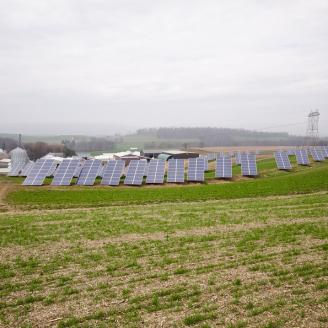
[305,110,320,146]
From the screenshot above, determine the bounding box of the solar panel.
[23,159,55,186]
[274,152,292,170]
[73,161,84,177]
[47,162,58,177]
[51,159,80,186]
[309,147,325,162]
[97,164,105,177]
[187,158,205,182]
[322,146,328,158]
[295,149,310,165]
[235,152,241,165]
[215,156,232,178]
[240,153,258,176]
[124,160,147,185]
[146,159,165,184]
[8,162,26,176]
[19,162,34,176]
[167,159,185,183]
[101,160,125,186]
[76,159,102,185]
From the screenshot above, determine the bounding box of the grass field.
[0,159,327,327]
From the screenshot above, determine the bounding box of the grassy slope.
[6,160,328,209]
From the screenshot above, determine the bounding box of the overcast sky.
[0,0,327,136]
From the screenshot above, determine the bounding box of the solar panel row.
[77,159,102,185]
[124,160,146,185]
[309,148,325,162]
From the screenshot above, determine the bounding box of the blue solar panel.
[101,160,125,186]
[275,152,292,170]
[51,159,80,186]
[124,160,147,185]
[216,156,232,178]
[240,153,257,176]
[295,150,310,165]
[19,162,34,176]
[187,158,205,182]
[146,160,165,184]
[23,159,55,185]
[74,161,84,177]
[167,159,185,183]
[235,152,241,165]
[77,159,102,185]
[322,146,328,158]
[309,147,325,162]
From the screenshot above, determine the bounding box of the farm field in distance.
[0,158,327,327]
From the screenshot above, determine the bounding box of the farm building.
[143,149,199,160]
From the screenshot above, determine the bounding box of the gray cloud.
[0,0,327,135]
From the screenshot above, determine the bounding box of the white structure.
[9,147,29,166]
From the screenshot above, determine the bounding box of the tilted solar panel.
[240,153,258,176]
[167,159,185,183]
[97,164,105,178]
[146,159,165,184]
[309,147,325,162]
[51,159,80,186]
[274,152,292,170]
[187,158,205,182]
[23,159,55,186]
[235,152,241,165]
[101,160,125,186]
[295,150,310,165]
[19,162,34,176]
[76,159,102,185]
[47,162,58,177]
[322,146,328,158]
[215,156,232,178]
[73,161,84,177]
[124,160,147,185]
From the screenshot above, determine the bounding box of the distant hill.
[135,127,326,148]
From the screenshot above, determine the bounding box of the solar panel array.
[240,153,258,176]
[309,148,325,162]
[77,159,102,185]
[101,160,125,186]
[146,159,165,184]
[51,159,80,186]
[124,160,147,185]
[47,162,58,177]
[97,164,105,178]
[23,159,55,186]
[167,159,185,183]
[295,149,310,165]
[199,156,209,171]
[274,152,292,170]
[187,158,205,182]
[215,156,232,178]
